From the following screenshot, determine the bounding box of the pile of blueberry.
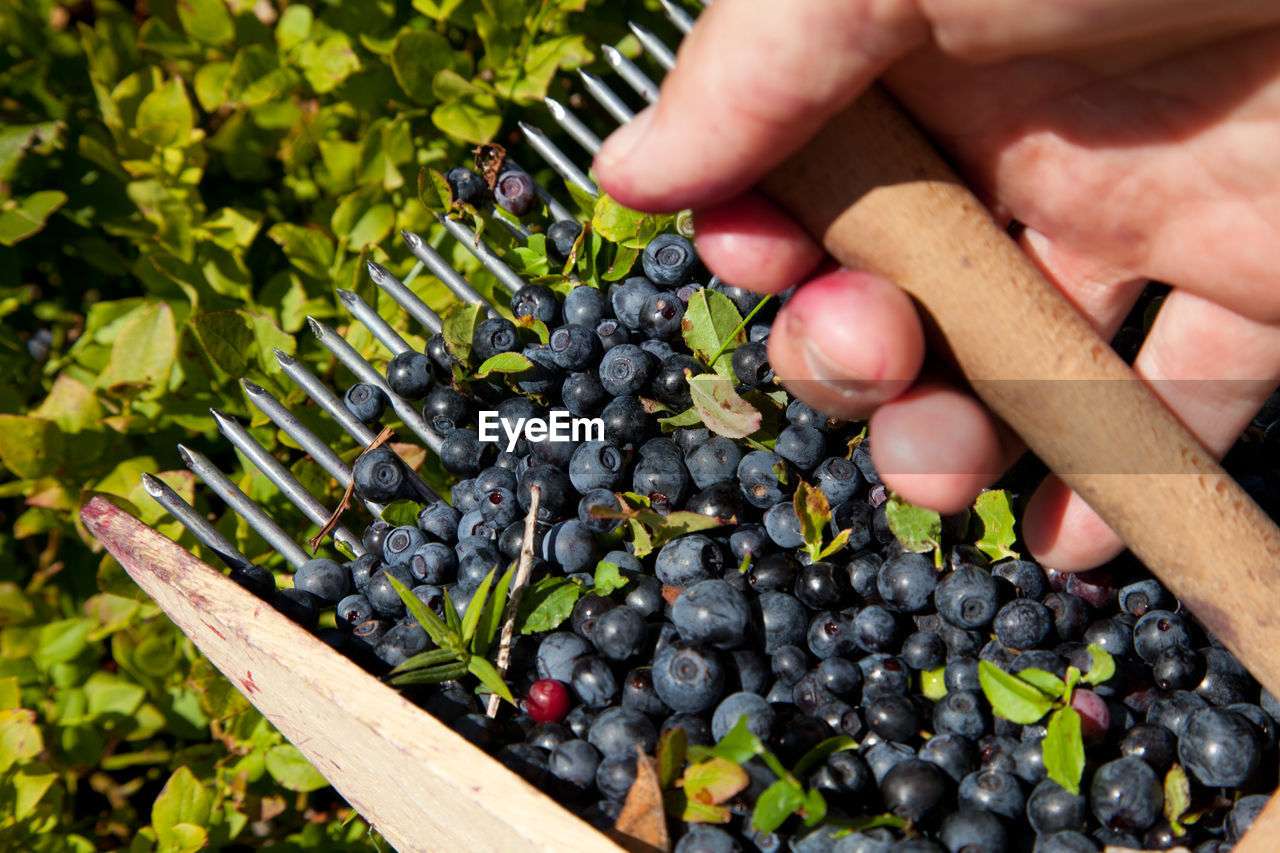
[257,165,1280,853]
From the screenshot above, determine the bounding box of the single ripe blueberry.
[510,284,560,325]
[384,350,433,400]
[493,169,537,216]
[638,291,685,341]
[352,446,407,503]
[343,382,388,424]
[292,557,350,604]
[611,277,659,330]
[599,344,654,397]
[445,166,487,206]
[642,233,698,286]
[732,341,774,389]
[546,219,583,264]
[471,317,520,364]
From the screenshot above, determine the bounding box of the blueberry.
[611,277,659,329]
[1177,706,1260,786]
[939,808,1006,853]
[1118,723,1178,773]
[292,557,350,604]
[673,826,738,853]
[655,534,722,587]
[343,382,388,424]
[775,425,826,472]
[365,563,414,617]
[352,446,407,503]
[867,694,920,742]
[901,630,947,671]
[935,566,1000,629]
[563,284,608,327]
[1028,779,1088,835]
[1118,578,1172,616]
[729,524,768,569]
[587,706,657,757]
[336,594,373,630]
[712,691,775,741]
[632,452,691,508]
[1089,756,1162,832]
[571,655,619,709]
[993,599,1053,650]
[992,558,1049,600]
[1227,793,1270,842]
[549,738,600,791]
[651,354,705,411]
[595,318,630,352]
[600,396,652,448]
[673,580,751,649]
[472,317,520,363]
[812,457,862,506]
[440,428,494,477]
[349,553,383,594]
[561,370,609,417]
[732,341,774,389]
[795,561,849,610]
[593,606,647,661]
[1031,831,1098,853]
[422,386,474,433]
[384,350,434,400]
[642,233,698,286]
[595,750,638,801]
[934,691,989,740]
[1152,646,1205,690]
[518,465,573,516]
[445,166,487,205]
[877,552,939,613]
[382,525,428,564]
[493,169,537,216]
[579,488,622,534]
[959,769,1024,821]
[1133,609,1191,663]
[542,520,597,573]
[653,642,725,713]
[374,619,429,668]
[758,591,808,653]
[1044,592,1089,640]
[709,276,764,316]
[599,344,654,397]
[807,610,857,660]
[536,632,593,683]
[510,284,560,325]
[547,324,601,371]
[638,291,685,340]
[881,759,948,821]
[546,220,583,264]
[1146,689,1209,737]
[623,574,664,619]
[683,436,743,492]
[860,654,910,701]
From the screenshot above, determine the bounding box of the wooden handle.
[80,497,626,853]
[760,86,1280,700]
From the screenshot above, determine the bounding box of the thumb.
[593,0,927,212]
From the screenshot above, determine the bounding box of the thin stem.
[486,484,542,717]
[707,294,772,366]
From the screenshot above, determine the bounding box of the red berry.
[1071,688,1111,745]
[525,678,571,724]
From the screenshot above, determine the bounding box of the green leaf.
[267,223,334,281]
[442,587,463,636]
[681,289,746,379]
[0,415,63,479]
[793,481,831,560]
[1017,669,1067,699]
[0,190,67,246]
[1080,644,1116,685]
[387,573,456,650]
[659,406,704,431]
[704,715,764,765]
[816,529,851,561]
[275,4,312,51]
[467,656,514,705]
[442,301,486,366]
[390,647,461,673]
[753,779,805,834]
[1164,764,1191,834]
[381,500,425,528]
[264,743,330,792]
[686,372,762,440]
[461,567,497,645]
[589,494,726,559]
[657,726,687,790]
[1042,707,1085,796]
[591,192,650,247]
[791,736,857,780]
[514,313,550,344]
[475,351,534,378]
[592,561,629,596]
[801,787,827,828]
[0,709,43,773]
[515,576,583,633]
[134,77,193,148]
[188,310,253,379]
[474,567,514,658]
[296,33,362,94]
[152,767,212,845]
[977,660,1055,724]
[974,489,1020,561]
[13,761,57,821]
[682,757,750,807]
[432,92,502,144]
[885,496,942,560]
[390,30,452,104]
[388,661,470,685]
[332,186,396,249]
[922,666,947,701]
[177,0,234,46]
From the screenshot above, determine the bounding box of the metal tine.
[435,213,528,298]
[272,349,441,504]
[543,96,603,156]
[210,408,366,557]
[660,0,696,34]
[602,44,659,104]
[577,69,635,124]
[394,238,499,321]
[240,378,383,517]
[307,317,445,455]
[517,121,597,198]
[336,289,412,357]
[177,444,312,571]
[628,21,677,72]
[502,153,576,224]
[367,260,449,333]
[141,472,256,569]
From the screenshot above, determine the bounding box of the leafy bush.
[0,0,656,847]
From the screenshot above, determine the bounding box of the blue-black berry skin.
[935,566,1001,629]
[352,446,407,503]
[493,169,537,216]
[344,382,388,424]
[642,233,698,287]
[599,344,654,397]
[1177,707,1260,787]
[732,341,774,389]
[673,580,751,650]
[652,642,725,713]
[812,456,861,505]
[651,354,704,411]
[510,284,560,326]
[655,534,722,587]
[548,325,601,371]
[546,220,584,264]
[737,450,791,508]
[292,558,350,604]
[472,317,520,363]
[994,599,1054,650]
[385,350,434,400]
[1089,756,1163,833]
[445,166,487,206]
[638,291,685,341]
[611,277,659,330]
[877,552,939,613]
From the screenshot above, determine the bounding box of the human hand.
[592,0,1280,571]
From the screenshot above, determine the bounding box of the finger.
[593,0,928,212]
[767,268,924,419]
[692,190,826,295]
[1024,289,1280,570]
[867,375,1012,514]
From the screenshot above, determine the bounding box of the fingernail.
[594,106,656,175]
[790,310,878,399]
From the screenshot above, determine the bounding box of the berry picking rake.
[83,2,1280,852]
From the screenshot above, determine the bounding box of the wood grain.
[81,496,627,853]
[760,85,1280,702]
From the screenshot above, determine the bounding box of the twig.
[308,426,395,554]
[486,484,541,717]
